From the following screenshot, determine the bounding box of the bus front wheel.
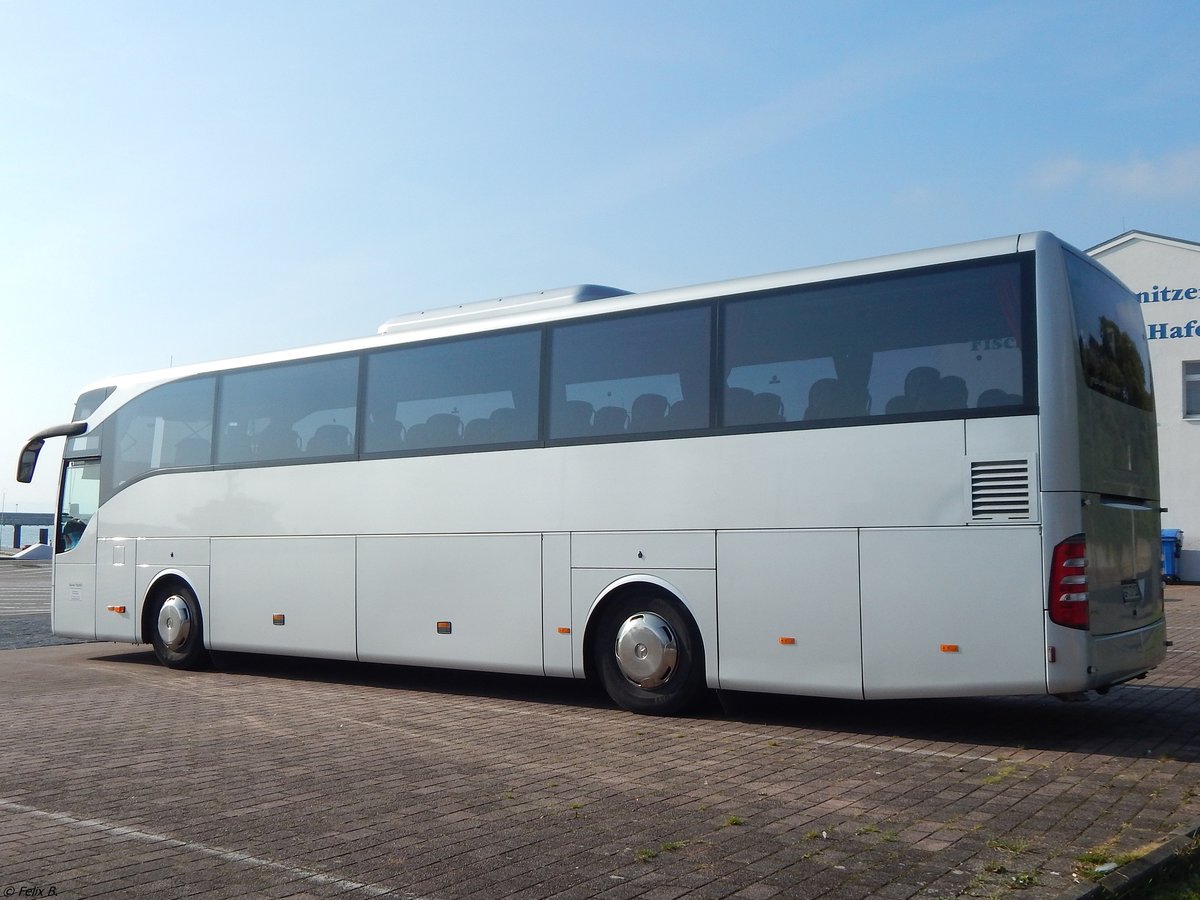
[593,593,705,715]
[150,584,209,670]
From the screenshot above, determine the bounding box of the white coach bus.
[18,231,1167,714]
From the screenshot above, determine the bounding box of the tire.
[149,583,209,670]
[592,592,706,715]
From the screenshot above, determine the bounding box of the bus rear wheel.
[150,584,209,670]
[593,593,705,715]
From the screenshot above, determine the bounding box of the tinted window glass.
[72,386,114,421]
[104,377,216,499]
[549,306,711,439]
[364,330,541,453]
[217,357,359,464]
[1066,253,1153,411]
[65,386,115,458]
[723,258,1031,426]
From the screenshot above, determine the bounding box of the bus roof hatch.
[377,284,631,335]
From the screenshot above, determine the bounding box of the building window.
[1186,361,1200,418]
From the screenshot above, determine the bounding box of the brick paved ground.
[0,580,1197,899]
[0,563,83,650]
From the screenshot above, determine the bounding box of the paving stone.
[1,578,1198,897]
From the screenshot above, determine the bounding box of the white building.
[1089,230,1200,582]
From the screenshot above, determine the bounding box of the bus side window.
[549,305,711,440]
[364,330,541,454]
[217,357,359,465]
[105,376,216,499]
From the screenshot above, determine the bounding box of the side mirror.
[16,439,44,483]
[15,422,88,483]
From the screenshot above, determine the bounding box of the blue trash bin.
[1162,529,1184,583]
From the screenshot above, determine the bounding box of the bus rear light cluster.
[1049,534,1089,630]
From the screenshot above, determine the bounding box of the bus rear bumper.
[1090,617,1168,691]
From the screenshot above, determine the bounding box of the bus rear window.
[1066,253,1153,411]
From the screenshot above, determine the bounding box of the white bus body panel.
[541,533,573,677]
[94,426,976,539]
[357,533,544,675]
[53,563,98,640]
[716,529,862,699]
[96,537,136,641]
[571,531,715,569]
[860,526,1046,698]
[210,536,357,659]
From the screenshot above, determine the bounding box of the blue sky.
[3,0,1200,516]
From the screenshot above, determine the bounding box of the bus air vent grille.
[971,459,1031,520]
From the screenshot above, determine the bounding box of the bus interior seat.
[307,424,352,456]
[488,407,525,442]
[463,418,492,444]
[257,423,302,459]
[593,405,629,435]
[805,380,869,420]
[885,366,941,414]
[424,413,463,446]
[404,422,430,448]
[920,375,968,412]
[804,379,838,419]
[630,393,669,432]
[667,398,706,430]
[751,392,785,423]
[368,417,406,451]
[724,387,755,426]
[557,400,594,438]
[977,389,1023,408]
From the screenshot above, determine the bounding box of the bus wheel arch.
[584,580,707,715]
[142,574,209,670]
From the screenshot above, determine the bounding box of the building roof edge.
[1088,229,1200,256]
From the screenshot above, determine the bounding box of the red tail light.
[1049,534,1089,630]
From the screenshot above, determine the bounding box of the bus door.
[53,458,101,640]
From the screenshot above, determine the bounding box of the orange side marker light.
[106,605,126,614]
[940,644,960,653]
[779,637,796,645]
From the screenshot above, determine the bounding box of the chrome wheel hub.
[614,612,677,688]
[157,595,192,650]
